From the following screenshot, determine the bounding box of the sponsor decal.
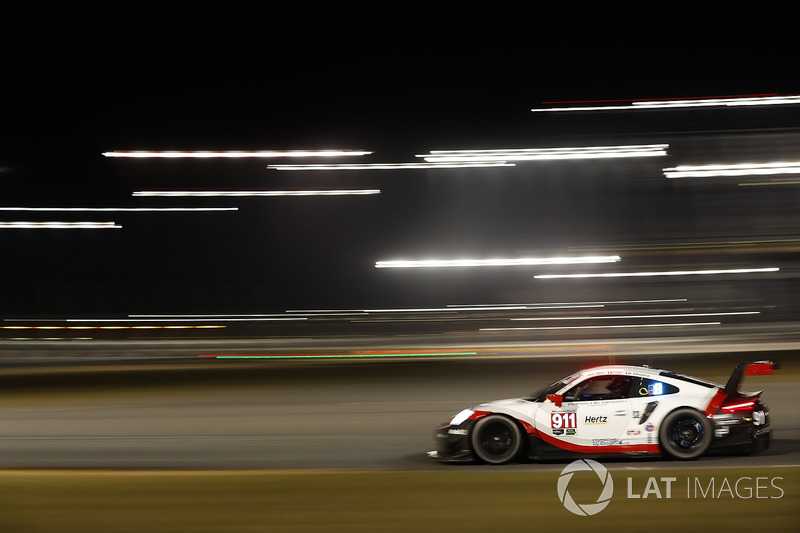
[645,423,655,432]
[584,415,608,424]
[592,438,620,446]
[626,429,641,436]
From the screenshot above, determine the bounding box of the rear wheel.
[659,408,712,460]
[470,415,523,464]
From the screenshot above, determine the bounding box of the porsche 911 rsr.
[430,360,775,464]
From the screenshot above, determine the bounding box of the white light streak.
[362,306,522,313]
[633,95,800,108]
[132,189,381,197]
[449,299,687,307]
[511,311,760,321]
[480,322,722,331]
[532,95,800,112]
[129,313,367,318]
[420,144,668,162]
[0,221,121,229]
[282,305,604,314]
[0,325,224,330]
[0,207,238,212]
[65,317,307,323]
[664,161,800,178]
[268,162,515,170]
[103,150,373,158]
[376,256,621,268]
[449,304,605,310]
[535,267,779,279]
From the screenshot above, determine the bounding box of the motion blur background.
[2,8,798,344]
[1,7,798,531]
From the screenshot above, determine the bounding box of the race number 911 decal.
[551,411,577,435]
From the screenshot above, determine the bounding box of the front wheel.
[659,408,712,460]
[470,415,523,464]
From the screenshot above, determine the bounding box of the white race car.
[430,360,775,464]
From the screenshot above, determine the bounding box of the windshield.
[523,372,580,402]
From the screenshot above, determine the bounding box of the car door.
[537,374,633,449]
[625,376,681,440]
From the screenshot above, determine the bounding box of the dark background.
[2,7,797,324]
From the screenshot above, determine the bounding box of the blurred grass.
[0,467,796,532]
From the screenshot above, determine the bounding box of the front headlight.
[449,409,474,426]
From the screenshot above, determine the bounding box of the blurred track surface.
[0,340,796,470]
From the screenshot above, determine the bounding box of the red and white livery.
[430,361,775,464]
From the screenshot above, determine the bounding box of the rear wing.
[723,360,777,395]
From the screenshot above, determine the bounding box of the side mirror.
[546,394,563,407]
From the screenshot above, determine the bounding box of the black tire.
[659,408,712,460]
[470,415,523,464]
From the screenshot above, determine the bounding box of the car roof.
[578,364,665,376]
[576,364,720,388]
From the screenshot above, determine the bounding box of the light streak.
[1,337,94,341]
[511,311,759,321]
[540,94,780,104]
[738,179,800,186]
[445,304,604,310]
[64,317,306,322]
[281,305,603,314]
[664,161,800,178]
[199,351,478,359]
[281,299,691,316]
[532,94,800,112]
[449,299,687,307]
[129,312,367,318]
[480,322,722,331]
[103,150,373,158]
[132,189,381,197]
[0,207,238,212]
[0,221,121,229]
[534,267,779,279]
[268,162,514,170]
[361,306,519,313]
[420,144,668,162]
[376,256,621,268]
[0,325,225,329]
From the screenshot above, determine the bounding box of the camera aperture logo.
[557,459,786,517]
[557,459,614,516]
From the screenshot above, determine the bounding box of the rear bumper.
[710,404,772,453]
[711,422,772,452]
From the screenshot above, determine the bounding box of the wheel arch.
[468,412,528,463]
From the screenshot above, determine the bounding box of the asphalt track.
[0,345,797,470]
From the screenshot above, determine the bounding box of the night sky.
[2,9,797,331]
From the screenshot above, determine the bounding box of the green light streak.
[213,352,478,359]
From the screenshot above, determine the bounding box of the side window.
[563,375,632,402]
[630,377,679,398]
